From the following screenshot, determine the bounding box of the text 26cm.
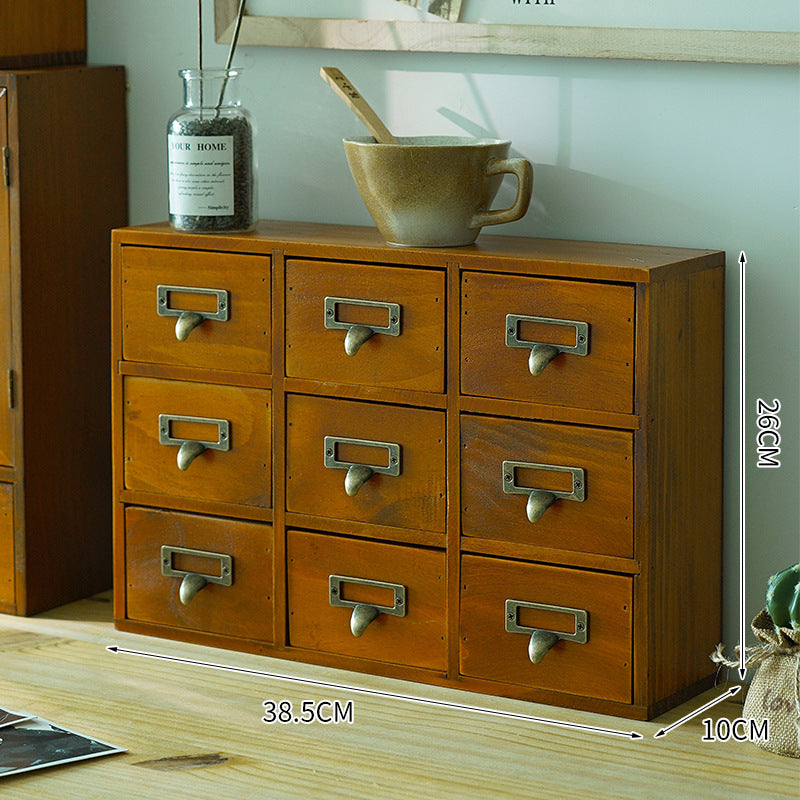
[756,398,781,468]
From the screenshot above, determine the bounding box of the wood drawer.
[286,394,446,533]
[461,414,633,558]
[460,554,633,703]
[124,377,271,507]
[125,507,273,642]
[0,484,13,608]
[285,259,445,393]
[461,272,635,413]
[287,530,446,670]
[121,245,270,373]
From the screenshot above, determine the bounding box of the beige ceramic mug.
[343,136,534,247]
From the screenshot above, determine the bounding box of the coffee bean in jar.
[167,68,257,233]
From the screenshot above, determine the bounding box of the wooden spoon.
[320,66,398,144]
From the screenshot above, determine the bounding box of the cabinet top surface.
[113,221,725,283]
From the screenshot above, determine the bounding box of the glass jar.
[167,68,257,233]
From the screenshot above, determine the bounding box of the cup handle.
[471,157,534,229]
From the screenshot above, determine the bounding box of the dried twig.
[216,0,247,110]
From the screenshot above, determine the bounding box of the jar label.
[168,134,235,216]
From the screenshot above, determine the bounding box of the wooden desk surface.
[0,593,796,799]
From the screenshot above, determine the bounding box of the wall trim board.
[214,3,799,65]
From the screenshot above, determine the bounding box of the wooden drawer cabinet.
[113,221,724,720]
[285,259,445,392]
[286,394,446,534]
[123,376,271,508]
[461,271,635,413]
[460,554,633,704]
[125,507,273,643]
[1,66,127,614]
[461,414,633,558]
[287,530,446,671]
[122,246,271,374]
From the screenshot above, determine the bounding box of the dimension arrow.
[739,250,747,681]
[107,646,643,740]
[653,685,741,738]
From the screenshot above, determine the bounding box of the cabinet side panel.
[0,87,13,468]
[644,266,724,708]
[0,482,13,610]
[16,66,127,613]
[0,1,86,68]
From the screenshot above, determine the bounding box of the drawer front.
[125,507,273,642]
[460,555,632,703]
[121,245,270,373]
[287,530,446,670]
[286,394,446,533]
[0,483,13,608]
[124,377,271,507]
[461,272,635,413]
[461,415,633,558]
[285,259,445,393]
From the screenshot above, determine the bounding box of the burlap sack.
[740,608,800,757]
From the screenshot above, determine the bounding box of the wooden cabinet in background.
[112,220,724,720]
[0,1,86,69]
[0,65,127,614]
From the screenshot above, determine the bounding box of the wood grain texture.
[635,268,725,712]
[461,554,633,704]
[461,413,634,558]
[125,507,273,643]
[124,377,271,508]
[285,258,445,393]
[0,0,85,68]
[122,245,271,374]
[461,271,635,413]
[0,87,12,467]
[287,530,446,671]
[212,1,799,65]
[1,595,797,800]
[3,66,127,614]
[286,393,446,534]
[0,482,12,607]
[116,220,723,283]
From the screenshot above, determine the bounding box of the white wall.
[88,0,799,654]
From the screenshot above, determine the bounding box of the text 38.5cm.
[262,699,354,725]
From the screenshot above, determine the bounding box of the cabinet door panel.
[0,88,13,467]
[285,259,445,393]
[122,245,271,373]
[125,506,273,642]
[460,554,633,703]
[0,483,13,609]
[461,414,634,558]
[286,394,446,533]
[461,272,635,413]
[124,377,271,508]
[287,530,446,670]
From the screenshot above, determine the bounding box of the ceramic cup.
[343,136,533,247]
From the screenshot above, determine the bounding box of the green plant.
[765,563,800,630]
